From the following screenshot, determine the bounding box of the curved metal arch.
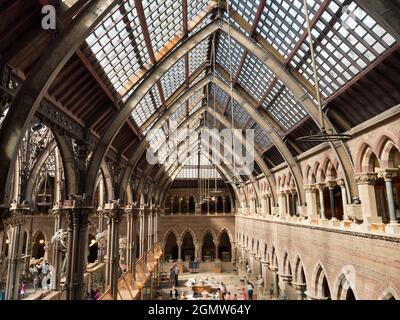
[24,139,57,203]
[156,125,250,205]
[88,18,358,205]
[159,150,241,208]
[0,0,118,204]
[53,131,78,196]
[156,126,248,206]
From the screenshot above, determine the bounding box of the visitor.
[241,288,247,300]
[170,285,178,300]
[220,282,227,296]
[94,289,102,300]
[247,282,254,300]
[20,282,27,299]
[33,275,39,292]
[42,260,49,274]
[169,267,175,283]
[215,289,221,300]
[232,293,238,300]
[174,264,179,286]
[225,291,231,300]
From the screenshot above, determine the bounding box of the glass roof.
[175,152,222,179]
[81,0,398,169]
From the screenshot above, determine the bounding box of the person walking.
[20,282,27,299]
[247,282,254,300]
[170,286,178,300]
[169,267,175,284]
[33,275,39,292]
[174,264,179,286]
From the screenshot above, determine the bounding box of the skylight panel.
[256,0,322,58]
[291,0,397,97]
[131,86,161,127]
[143,0,183,54]
[226,99,249,127]
[161,58,186,100]
[262,80,307,131]
[238,53,275,102]
[216,33,245,77]
[189,39,209,74]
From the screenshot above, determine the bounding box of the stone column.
[270,266,279,299]
[195,242,201,262]
[96,208,105,262]
[104,201,124,300]
[278,191,286,219]
[5,204,29,300]
[354,173,381,224]
[214,241,220,262]
[222,198,226,214]
[317,183,327,221]
[62,196,93,300]
[292,283,306,300]
[285,191,291,216]
[231,241,237,264]
[177,239,182,262]
[178,198,182,215]
[382,169,400,234]
[24,216,33,275]
[170,198,174,215]
[291,190,297,217]
[139,209,144,258]
[261,260,270,296]
[125,205,138,281]
[304,185,319,220]
[336,178,350,222]
[50,208,63,291]
[327,181,337,221]
[186,198,189,216]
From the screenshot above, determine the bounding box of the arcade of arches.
[0,0,399,301]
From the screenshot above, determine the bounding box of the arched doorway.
[181,232,195,262]
[181,196,188,214]
[314,265,331,300]
[189,196,195,214]
[164,232,178,262]
[32,232,46,259]
[88,234,98,263]
[218,231,231,261]
[202,232,215,262]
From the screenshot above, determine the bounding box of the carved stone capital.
[317,183,326,192]
[325,180,337,189]
[336,178,345,188]
[380,169,398,182]
[354,172,378,185]
[304,184,316,193]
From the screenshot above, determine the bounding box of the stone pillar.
[278,191,286,219]
[96,208,105,262]
[5,204,29,300]
[51,208,63,291]
[291,190,297,217]
[178,198,182,215]
[354,173,381,224]
[222,198,226,214]
[285,191,291,216]
[125,205,138,281]
[336,178,350,222]
[214,241,220,261]
[170,198,174,215]
[261,260,270,296]
[304,185,318,220]
[177,239,182,262]
[317,184,327,221]
[186,198,190,216]
[231,241,237,264]
[139,209,145,258]
[24,216,33,275]
[270,266,279,299]
[382,169,400,234]
[104,201,124,300]
[327,181,337,221]
[195,242,201,262]
[292,283,306,300]
[62,196,93,300]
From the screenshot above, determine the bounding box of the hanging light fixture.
[297,0,351,143]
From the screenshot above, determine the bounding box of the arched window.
[202,232,215,262]
[189,196,195,214]
[165,232,178,262]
